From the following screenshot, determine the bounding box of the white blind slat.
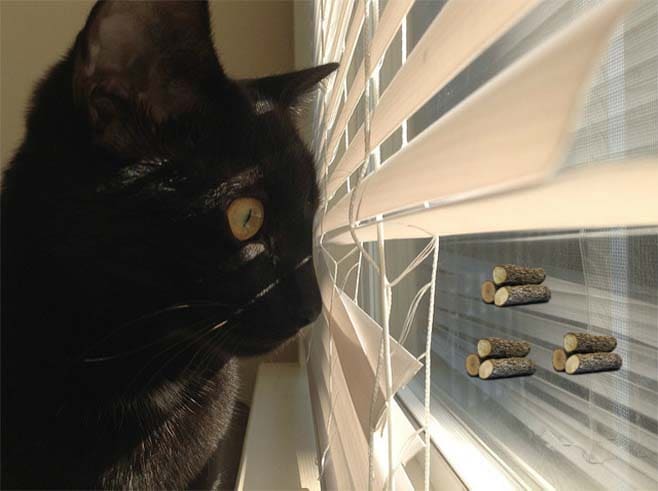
[307,319,421,490]
[308,332,368,489]
[325,159,658,244]
[316,251,422,434]
[373,401,425,490]
[326,0,538,197]
[326,63,365,167]
[327,125,365,196]
[322,0,631,233]
[324,0,414,172]
[322,0,365,141]
[326,0,355,65]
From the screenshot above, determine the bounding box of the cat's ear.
[73,0,226,153]
[246,63,339,110]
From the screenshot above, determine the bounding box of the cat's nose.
[285,257,322,326]
[287,275,322,326]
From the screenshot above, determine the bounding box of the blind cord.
[424,236,440,491]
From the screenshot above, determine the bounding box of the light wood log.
[494,285,551,307]
[563,332,617,354]
[477,337,530,359]
[552,348,567,372]
[479,358,535,380]
[565,352,622,375]
[481,280,497,304]
[492,264,546,286]
[465,354,481,377]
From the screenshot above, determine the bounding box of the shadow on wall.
[0,0,295,167]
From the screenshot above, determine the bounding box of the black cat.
[1,1,335,488]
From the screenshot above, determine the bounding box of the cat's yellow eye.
[227,198,264,241]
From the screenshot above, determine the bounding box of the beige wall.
[0,0,299,403]
[1,0,295,166]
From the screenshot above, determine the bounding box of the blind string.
[400,13,409,147]
[314,1,442,487]
[387,428,425,489]
[424,236,440,491]
[316,261,341,482]
[357,0,396,488]
[354,250,364,301]
[386,235,440,489]
[389,238,437,288]
[367,234,439,489]
[398,283,432,347]
[315,74,345,482]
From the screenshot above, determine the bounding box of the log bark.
[479,358,535,380]
[565,352,622,375]
[563,332,617,354]
[477,337,530,359]
[492,264,546,286]
[552,348,567,372]
[494,285,551,307]
[481,280,497,304]
[465,354,481,377]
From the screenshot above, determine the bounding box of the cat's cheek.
[239,243,265,262]
[217,242,267,272]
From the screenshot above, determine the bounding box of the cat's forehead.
[199,167,263,207]
[217,167,263,192]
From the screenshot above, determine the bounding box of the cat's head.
[70,1,336,358]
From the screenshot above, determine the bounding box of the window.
[309,1,657,489]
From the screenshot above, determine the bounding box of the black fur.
[1,1,337,488]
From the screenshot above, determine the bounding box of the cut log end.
[479,360,495,379]
[477,339,491,358]
[565,352,622,375]
[481,281,497,304]
[552,348,567,371]
[492,266,508,285]
[494,288,510,306]
[565,355,579,374]
[563,334,578,353]
[465,354,481,377]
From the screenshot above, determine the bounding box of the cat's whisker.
[213,254,314,321]
[295,255,312,270]
[123,315,233,394]
[209,319,229,332]
[82,301,234,363]
[85,255,314,363]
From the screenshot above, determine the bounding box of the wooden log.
[477,337,530,359]
[492,264,546,286]
[479,358,535,380]
[563,332,617,354]
[465,354,481,377]
[494,285,551,307]
[481,280,497,304]
[565,352,622,375]
[552,348,567,372]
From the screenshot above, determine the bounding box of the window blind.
[308,1,656,489]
